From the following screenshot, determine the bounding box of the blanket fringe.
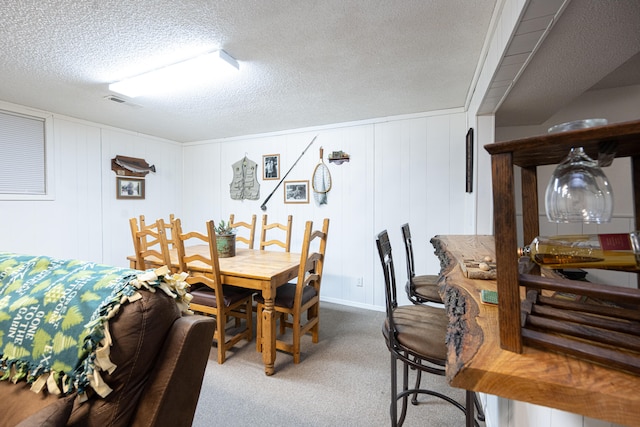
[0,264,192,400]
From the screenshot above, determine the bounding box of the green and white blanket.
[0,252,191,400]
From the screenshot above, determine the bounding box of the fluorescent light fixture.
[109,50,239,98]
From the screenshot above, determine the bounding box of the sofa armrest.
[131,314,215,427]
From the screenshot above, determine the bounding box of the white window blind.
[0,110,46,195]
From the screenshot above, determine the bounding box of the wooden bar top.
[431,235,640,426]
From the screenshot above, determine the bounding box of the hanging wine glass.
[545,146,614,224]
[545,118,613,224]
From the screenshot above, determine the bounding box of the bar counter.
[431,235,640,426]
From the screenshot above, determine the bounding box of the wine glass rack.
[484,119,640,374]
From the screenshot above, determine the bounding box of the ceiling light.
[109,50,239,98]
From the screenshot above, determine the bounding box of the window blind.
[0,110,46,194]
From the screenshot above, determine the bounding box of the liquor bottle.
[518,232,640,271]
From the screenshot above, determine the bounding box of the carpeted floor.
[192,302,482,427]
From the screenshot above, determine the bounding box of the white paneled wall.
[100,127,183,267]
[0,100,471,312]
[181,111,470,310]
[0,106,183,266]
[0,114,103,261]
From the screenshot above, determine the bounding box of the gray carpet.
[192,302,479,427]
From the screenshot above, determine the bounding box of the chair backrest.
[173,219,224,296]
[376,230,398,319]
[259,214,293,252]
[130,217,172,271]
[293,218,330,305]
[229,214,257,249]
[140,214,177,249]
[400,223,417,281]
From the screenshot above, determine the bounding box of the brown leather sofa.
[0,287,215,427]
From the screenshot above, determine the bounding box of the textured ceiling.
[494,0,640,126]
[0,0,497,142]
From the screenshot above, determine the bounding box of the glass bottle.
[518,232,640,271]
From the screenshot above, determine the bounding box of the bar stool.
[400,224,486,420]
[401,223,443,305]
[376,230,477,427]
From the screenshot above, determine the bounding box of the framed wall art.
[263,154,280,180]
[116,177,145,199]
[284,180,309,204]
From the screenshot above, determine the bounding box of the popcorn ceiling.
[0,0,496,142]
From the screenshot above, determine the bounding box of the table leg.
[262,295,277,375]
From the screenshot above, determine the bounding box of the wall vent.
[103,95,141,108]
[104,95,126,103]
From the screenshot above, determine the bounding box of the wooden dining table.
[128,246,301,376]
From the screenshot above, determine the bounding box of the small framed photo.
[284,180,309,204]
[263,154,280,180]
[116,177,145,199]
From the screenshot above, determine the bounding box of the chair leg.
[465,390,475,427]
[390,352,400,427]
[256,303,263,352]
[411,369,422,405]
[402,357,478,426]
[309,304,320,343]
[216,313,226,364]
[292,312,301,363]
[474,392,485,422]
[279,313,287,335]
[398,359,409,426]
[245,299,253,341]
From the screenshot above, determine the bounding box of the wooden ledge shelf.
[328,157,349,165]
[431,234,640,426]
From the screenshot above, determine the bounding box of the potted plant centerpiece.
[215,220,236,258]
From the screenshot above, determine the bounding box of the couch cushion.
[66,289,180,427]
[0,381,63,427]
[15,393,75,427]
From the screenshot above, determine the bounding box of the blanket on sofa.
[0,252,191,400]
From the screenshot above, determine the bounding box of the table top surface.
[432,234,640,426]
[129,246,301,289]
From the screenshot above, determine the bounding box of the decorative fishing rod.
[260,135,317,211]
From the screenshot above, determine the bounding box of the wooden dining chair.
[376,230,477,427]
[259,214,293,252]
[129,217,172,271]
[229,213,257,249]
[139,214,178,249]
[400,223,443,305]
[173,218,254,364]
[255,218,329,364]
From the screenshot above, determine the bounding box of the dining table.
[128,246,301,376]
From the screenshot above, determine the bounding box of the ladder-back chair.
[256,218,329,364]
[129,217,172,271]
[174,219,254,364]
[259,214,293,252]
[229,213,257,249]
[139,214,177,249]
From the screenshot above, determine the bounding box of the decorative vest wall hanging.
[229,156,260,200]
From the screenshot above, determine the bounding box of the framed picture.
[116,177,145,199]
[284,180,309,204]
[263,154,280,180]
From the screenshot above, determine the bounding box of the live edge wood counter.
[432,235,640,426]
